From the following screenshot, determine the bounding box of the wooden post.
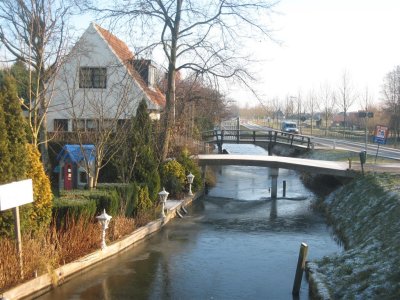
[13,206,24,279]
[282,180,286,197]
[292,242,308,295]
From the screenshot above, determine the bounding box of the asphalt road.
[242,122,400,161]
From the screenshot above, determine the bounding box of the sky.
[227,0,400,108]
[34,0,400,110]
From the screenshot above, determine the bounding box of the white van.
[281,121,299,134]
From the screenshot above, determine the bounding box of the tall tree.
[1,76,28,180]
[85,0,277,160]
[382,66,400,146]
[305,89,317,135]
[0,0,72,171]
[318,82,336,136]
[337,70,356,136]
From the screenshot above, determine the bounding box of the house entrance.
[64,163,73,190]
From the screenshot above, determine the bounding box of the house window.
[79,67,107,88]
[86,119,98,131]
[79,171,87,184]
[73,119,86,131]
[54,119,68,131]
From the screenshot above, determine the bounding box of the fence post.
[292,242,308,295]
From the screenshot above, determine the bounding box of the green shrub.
[53,198,97,228]
[97,183,139,217]
[160,159,186,198]
[90,190,120,217]
[177,148,202,192]
[135,185,153,214]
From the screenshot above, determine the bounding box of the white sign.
[0,179,34,211]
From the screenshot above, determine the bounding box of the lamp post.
[96,209,112,250]
[158,187,169,218]
[187,172,195,196]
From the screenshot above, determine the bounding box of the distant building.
[332,112,359,128]
[47,23,165,134]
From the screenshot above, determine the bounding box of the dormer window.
[132,59,156,87]
[148,65,155,87]
[79,67,107,88]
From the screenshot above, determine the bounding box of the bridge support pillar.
[270,168,279,199]
[202,166,208,195]
[217,142,223,154]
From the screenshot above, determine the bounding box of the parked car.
[281,121,299,134]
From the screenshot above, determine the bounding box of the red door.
[64,163,73,190]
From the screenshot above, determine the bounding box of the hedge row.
[53,183,140,227]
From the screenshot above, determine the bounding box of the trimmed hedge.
[53,183,140,225]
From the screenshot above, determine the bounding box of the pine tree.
[0,89,11,184]
[1,76,28,180]
[131,100,160,201]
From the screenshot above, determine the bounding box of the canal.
[38,144,341,299]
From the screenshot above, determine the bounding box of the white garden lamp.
[96,209,112,249]
[158,187,169,218]
[187,172,195,196]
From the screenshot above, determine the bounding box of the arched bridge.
[202,129,313,154]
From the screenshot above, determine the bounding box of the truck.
[281,121,299,134]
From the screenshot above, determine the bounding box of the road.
[242,121,400,161]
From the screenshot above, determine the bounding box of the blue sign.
[373,125,388,145]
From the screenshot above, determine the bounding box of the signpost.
[0,179,34,278]
[358,111,374,151]
[373,125,389,163]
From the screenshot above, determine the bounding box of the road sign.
[0,179,33,211]
[373,125,389,145]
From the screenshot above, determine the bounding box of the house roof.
[94,24,166,108]
[57,144,96,164]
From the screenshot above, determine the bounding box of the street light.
[96,209,112,250]
[158,187,169,218]
[187,172,195,196]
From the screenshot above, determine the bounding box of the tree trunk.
[160,0,182,161]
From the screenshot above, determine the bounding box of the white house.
[47,22,165,133]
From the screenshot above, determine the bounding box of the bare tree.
[318,82,336,136]
[382,66,400,146]
[0,0,72,170]
[337,70,357,136]
[284,95,295,120]
[305,89,317,135]
[83,0,278,160]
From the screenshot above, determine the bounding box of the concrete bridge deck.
[197,154,400,178]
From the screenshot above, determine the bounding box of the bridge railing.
[202,129,312,149]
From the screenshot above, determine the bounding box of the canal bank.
[306,174,400,298]
[1,195,198,300]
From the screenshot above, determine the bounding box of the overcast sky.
[227,0,400,108]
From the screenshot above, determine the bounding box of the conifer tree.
[25,144,53,231]
[0,90,11,184]
[114,99,160,200]
[1,76,28,180]
[131,100,160,201]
